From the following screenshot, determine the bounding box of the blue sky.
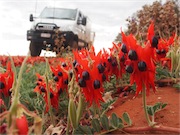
[0,0,165,56]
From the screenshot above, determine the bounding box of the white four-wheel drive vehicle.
[27,7,95,56]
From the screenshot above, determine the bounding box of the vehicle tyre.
[29,42,42,56]
[72,40,78,50]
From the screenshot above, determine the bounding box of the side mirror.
[82,17,87,26]
[29,14,34,22]
[77,18,82,25]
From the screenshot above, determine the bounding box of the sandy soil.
[107,86,180,134]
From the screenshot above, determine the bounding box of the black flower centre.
[125,65,133,73]
[78,78,86,87]
[138,61,147,71]
[97,64,105,73]
[128,50,138,61]
[40,86,46,92]
[107,56,112,63]
[102,74,106,82]
[69,70,73,78]
[50,92,54,98]
[61,62,67,67]
[120,55,125,62]
[93,80,101,89]
[111,59,117,67]
[58,71,63,77]
[161,49,166,54]
[64,79,68,85]
[73,60,77,67]
[156,49,161,55]
[0,82,5,89]
[151,36,158,48]
[121,44,128,53]
[82,71,90,80]
[38,78,42,81]
[54,76,59,82]
[58,88,63,95]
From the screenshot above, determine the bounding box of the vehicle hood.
[31,18,76,31]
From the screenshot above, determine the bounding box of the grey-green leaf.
[118,118,124,128]
[152,104,158,113]
[122,112,132,126]
[148,106,154,116]
[111,113,119,128]
[92,119,101,133]
[100,115,109,130]
[74,125,93,135]
[162,103,167,109]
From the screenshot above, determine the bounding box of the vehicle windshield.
[39,8,77,20]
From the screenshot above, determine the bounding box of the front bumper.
[27,30,75,47]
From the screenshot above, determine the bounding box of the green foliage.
[100,114,110,130]
[74,112,132,134]
[167,38,180,79]
[122,112,132,126]
[173,83,180,91]
[92,119,101,132]
[101,98,116,113]
[103,75,117,91]
[156,65,171,81]
[111,113,119,128]
[16,62,69,117]
[147,102,167,116]
[19,63,46,113]
[74,125,93,135]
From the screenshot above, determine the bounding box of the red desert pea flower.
[73,48,104,107]
[102,43,126,79]
[147,21,159,48]
[132,44,156,96]
[122,22,156,96]
[155,35,175,61]
[34,73,59,112]
[0,62,14,97]
[43,90,59,112]
[50,65,69,92]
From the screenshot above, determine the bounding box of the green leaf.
[148,106,157,116]
[74,125,93,135]
[152,104,158,113]
[118,118,124,128]
[162,103,167,109]
[100,115,109,130]
[173,83,180,90]
[122,112,132,126]
[68,99,77,129]
[91,119,101,133]
[153,102,162,112]
[111,113,119,128]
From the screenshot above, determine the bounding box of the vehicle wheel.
[72,40,78,50]
[29,42,42,56]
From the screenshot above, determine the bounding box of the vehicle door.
[77,11,86,45]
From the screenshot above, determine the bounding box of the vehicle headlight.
[59,25,74,32]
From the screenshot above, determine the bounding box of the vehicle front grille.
[35,23,58,31]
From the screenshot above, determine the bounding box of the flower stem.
[66,116,70,135]
[142,86,153,127]
[45,58,55,126]
[8,53,29,127]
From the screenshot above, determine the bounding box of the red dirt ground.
[107,86,180,134]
